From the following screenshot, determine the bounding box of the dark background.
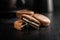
[0,0,59,12]
[0,0,47,18]
[54,0,60,9]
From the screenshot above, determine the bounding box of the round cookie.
[14,20,23,30]
[33,13,51,26]
[16,9,34,19]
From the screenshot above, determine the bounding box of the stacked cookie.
[14,9,51,30]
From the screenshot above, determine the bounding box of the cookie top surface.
[16,9,34,15]
[33,13,51,26]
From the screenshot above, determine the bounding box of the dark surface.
[0,9,60,40]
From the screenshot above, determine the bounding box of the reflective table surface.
[0,10,60,40]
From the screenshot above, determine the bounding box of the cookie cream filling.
[23,18,39,27]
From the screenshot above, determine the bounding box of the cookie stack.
[14,9,51,30]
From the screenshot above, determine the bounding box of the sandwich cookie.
[22,14,41,30]
[33,13,51,26]
[16,9,34,19]
[14,20,27,30]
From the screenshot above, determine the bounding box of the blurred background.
[54,0,60,11]
[0,0,54,12]
[0,0,59,19]
[0,0,54,18]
